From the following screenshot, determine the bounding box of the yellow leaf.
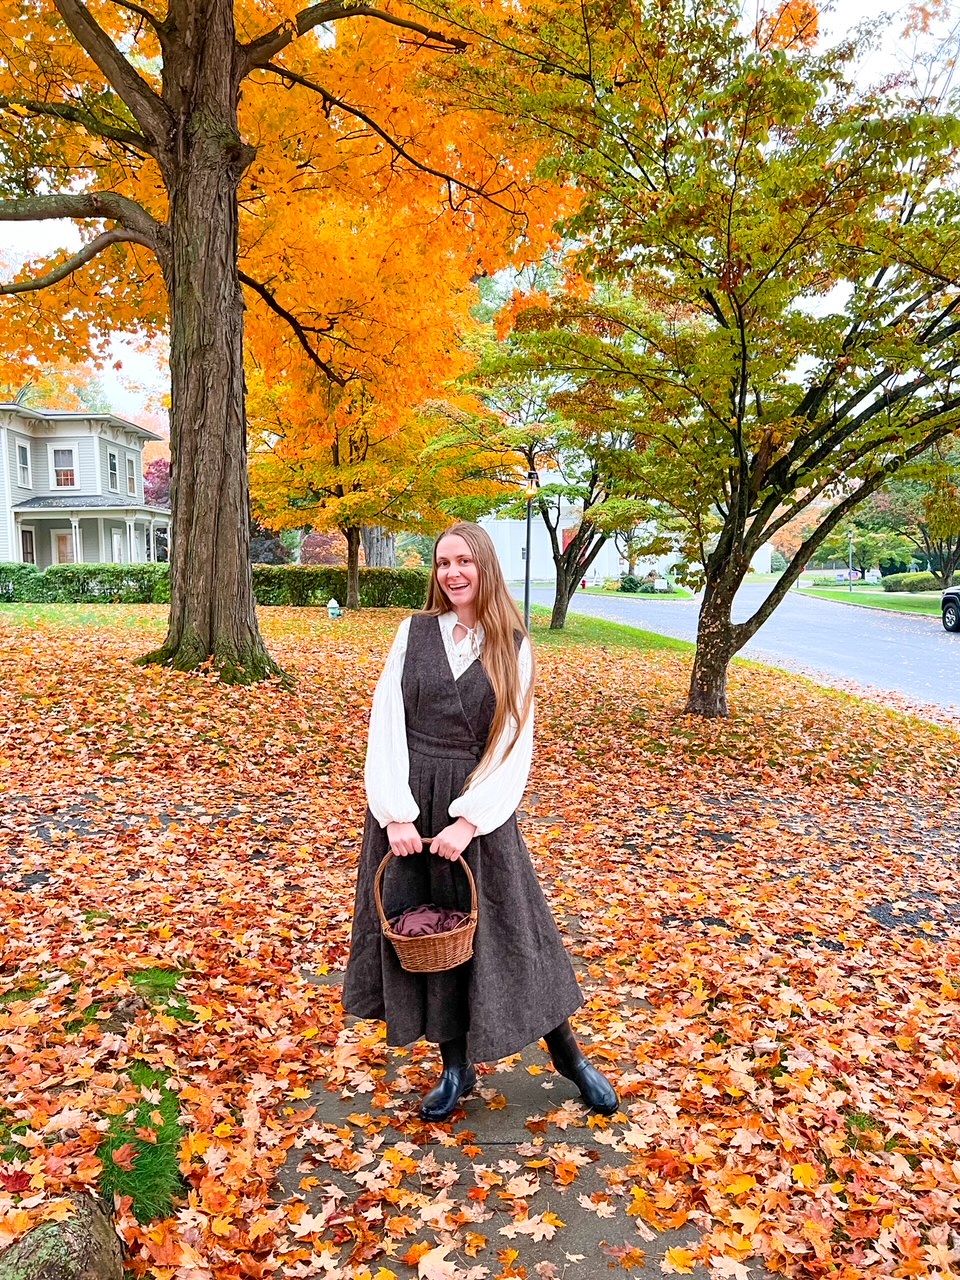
[662,1246,697,1274]
[792,1163,819,1188]
[725,1174,757,1196]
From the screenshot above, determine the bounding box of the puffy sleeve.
[364,617,420,828]
[448,637,534,836]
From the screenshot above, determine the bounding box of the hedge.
[880,571,941,593]
[0,561,429,608]
[251,564,429,608]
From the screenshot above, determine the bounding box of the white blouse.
[364,612,535,837]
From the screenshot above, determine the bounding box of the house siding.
[99,437,142,504]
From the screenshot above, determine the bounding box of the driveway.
[527,582,960,714]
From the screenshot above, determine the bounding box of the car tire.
[943,601,960,632]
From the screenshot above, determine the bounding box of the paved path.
[528,583,960,713]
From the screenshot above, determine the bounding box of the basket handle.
[374,846,478,934]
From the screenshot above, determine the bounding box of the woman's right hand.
[386,821,423,856]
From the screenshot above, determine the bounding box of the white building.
[480,482,771,584]
[0,403,171,567]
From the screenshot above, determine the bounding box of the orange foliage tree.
[0,0,562,680]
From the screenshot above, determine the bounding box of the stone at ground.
[0,1195,122,1280]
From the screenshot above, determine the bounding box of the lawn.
[802,586,944,615]
[1,604,958,1279]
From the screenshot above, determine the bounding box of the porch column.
[98,517,105,562]
[70,516,80,564]
[147,519,155,563]
[126,518,136,563]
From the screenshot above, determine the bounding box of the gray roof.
[0,402,164,442]
[13,495,170,513]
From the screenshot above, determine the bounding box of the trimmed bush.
[251,564,429,608]
[619,574,641,593]
[38,563,171,603]
[0,561,429,608]
[0,563,42,601]
[880,571,940,593]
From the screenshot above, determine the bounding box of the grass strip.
[803,588,943,615]
[529,605,694,653]
[97,1060,185,1223]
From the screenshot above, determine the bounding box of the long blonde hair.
[423,522,534,779]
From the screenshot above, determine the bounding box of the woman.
[343,522,618,1122]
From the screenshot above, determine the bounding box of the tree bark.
[685,577,740,717]
[362,525,396,567]
[344,526,361,608]
[137,1,280,684]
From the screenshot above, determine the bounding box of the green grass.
[97,1061,185,1223]
[0,602,167,629]
[529,605,694,653]
[131,966,196,1022]
[582,586,694,600]
[803,587,943,615]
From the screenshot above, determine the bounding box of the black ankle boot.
[419,1036,476,1122]
[544,1020,619,1115]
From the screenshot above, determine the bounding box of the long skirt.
[342,742,583,1063]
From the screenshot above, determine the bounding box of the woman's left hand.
[430,817,478,861]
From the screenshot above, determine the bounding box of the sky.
[0,0,948,425]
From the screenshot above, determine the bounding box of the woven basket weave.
[375,850,478,974]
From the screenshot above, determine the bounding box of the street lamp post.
[848,528,854,594]
[523,469,539,633]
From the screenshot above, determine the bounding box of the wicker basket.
[374,851,478,974]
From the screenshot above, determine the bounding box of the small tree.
[143,458,171,508]
[465,0,960,712]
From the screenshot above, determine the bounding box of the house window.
[107,450,119,491]
[20,528,35,564]
[52,447,76,488]
[16,442,31,488]
[126,455,137,496]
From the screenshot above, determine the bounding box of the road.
[526,583,960,714]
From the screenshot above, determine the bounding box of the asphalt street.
[527,582,960,713]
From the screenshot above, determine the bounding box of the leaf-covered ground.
[1,606,958,1280]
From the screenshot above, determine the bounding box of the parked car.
[943,587,960,632]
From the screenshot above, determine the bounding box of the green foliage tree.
[856,445,960,586]
[447,0,960,713]
[816,525,915,580]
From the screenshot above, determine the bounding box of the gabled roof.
[0,403,164,442]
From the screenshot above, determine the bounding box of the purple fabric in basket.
[390,904,470,937]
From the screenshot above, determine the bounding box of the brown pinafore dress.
[342,614,583,1063]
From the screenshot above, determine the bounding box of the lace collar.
[439,610,484,659]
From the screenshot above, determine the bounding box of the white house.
[0,403,171,568]
[480,476,771,583]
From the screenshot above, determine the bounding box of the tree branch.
[240,2,467,76]
[0,192,166,247]
[0,93,152,153]
[0,230,156,294]
[258,62,520,211]
[239,271,346,386]
[51,0,172,145]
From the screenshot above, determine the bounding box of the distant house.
[0,403,171,568]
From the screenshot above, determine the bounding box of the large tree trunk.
[685,577,739,717]
[550,572,573,628]
[344,526,361,608]
[138,2,280,684]
[362,525,396,567]
[549,526,607,629]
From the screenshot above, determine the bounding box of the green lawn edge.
[529,605,693,653]
[802,588,944,615]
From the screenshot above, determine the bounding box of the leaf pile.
[0,605,958,1279]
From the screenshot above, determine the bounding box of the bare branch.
[0,192,166,246]
[239,270,346,386]
[0,230,156,294]
[51,0,172,145]
[0,93,152,153]
[259,62,520,213]
[240,1,467,75]
[108,0,164,32]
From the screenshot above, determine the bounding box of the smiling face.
[435,533,481,621]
